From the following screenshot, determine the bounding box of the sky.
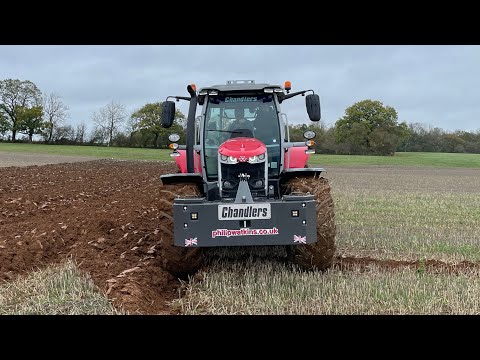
[1,45,479,134]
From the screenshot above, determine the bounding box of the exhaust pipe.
[186,84,197,173]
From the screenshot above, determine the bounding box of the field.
[2,142,480,167]
[1,146,480,314]
[176,165,480,314]
[0,142,173,162]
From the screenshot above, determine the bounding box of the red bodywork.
[174,150,202,173]
[174,139,310,173]
[283,146,310,169]
[218,138,267,161]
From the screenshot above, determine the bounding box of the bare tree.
[53,125,75,142]
[75,122,87,144]
[88,127,106,145]
[92,101,126,146]
[43,92,69,144]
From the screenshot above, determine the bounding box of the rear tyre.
[158,183,203,277]
[282,175,336,270]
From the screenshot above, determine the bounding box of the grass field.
[308,151,480,168]
[2,142,480,168]
[0,260,120,315]
[173,260,480,315]
[330,167,480,262]
[0,143,172,161]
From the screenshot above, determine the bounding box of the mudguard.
[283,146,310,169]
[174,149,202,173]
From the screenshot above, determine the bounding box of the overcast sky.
[1,45,479,133]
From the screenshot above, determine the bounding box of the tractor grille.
[220,162,266,198]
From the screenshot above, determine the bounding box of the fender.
[174,149,202,173]
[283,146,310,169]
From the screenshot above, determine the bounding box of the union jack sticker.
[293,235,306,244]
[185,237,198,247]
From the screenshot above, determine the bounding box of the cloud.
[0,45,479,132]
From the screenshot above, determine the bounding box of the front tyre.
[158,184,203,277]
[282,176,336,270]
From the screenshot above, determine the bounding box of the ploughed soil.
[334,256,480,274]
[0,159,184,314]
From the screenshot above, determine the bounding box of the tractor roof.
[198,80,283,94]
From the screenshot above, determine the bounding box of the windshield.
[203,94,281,179]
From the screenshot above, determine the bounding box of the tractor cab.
[202,92,282,191]
[161,80,322,201]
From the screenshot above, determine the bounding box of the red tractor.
[158,80,335,276]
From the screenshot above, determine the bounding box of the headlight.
[219,154,238,164]
[248,153,266,164]
[303,130,316,140]
[168,133,180,142]
[219,153,266,164]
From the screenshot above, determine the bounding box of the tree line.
[0,78,183,148]
[2,79,479,155]
[290,99,480,155]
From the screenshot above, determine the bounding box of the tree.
[288,123,308,142]
[334,99,407,155]
[17,105,44,143]
[0,112,9,139]
[316,126,338,154]
[288,122,327,151]
[111,132,130,147]
[441,133,466,153]
[75,122,87,144]
[88,127,107,145]
[53,125,75,144]
[0,79,42,141]
[130,102,185,148]
[92,101,126,147]
[43,93,69,144]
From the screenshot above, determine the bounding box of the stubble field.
[176,166,480,314]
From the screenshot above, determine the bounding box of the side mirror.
[162,101,176,128]
[306,94,321,122]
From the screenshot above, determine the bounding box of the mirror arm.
[166,95,191,102]
[278,89,314,103]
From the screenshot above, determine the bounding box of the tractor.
[158,80,335,276]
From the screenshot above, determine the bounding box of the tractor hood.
[218,138,267,158]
